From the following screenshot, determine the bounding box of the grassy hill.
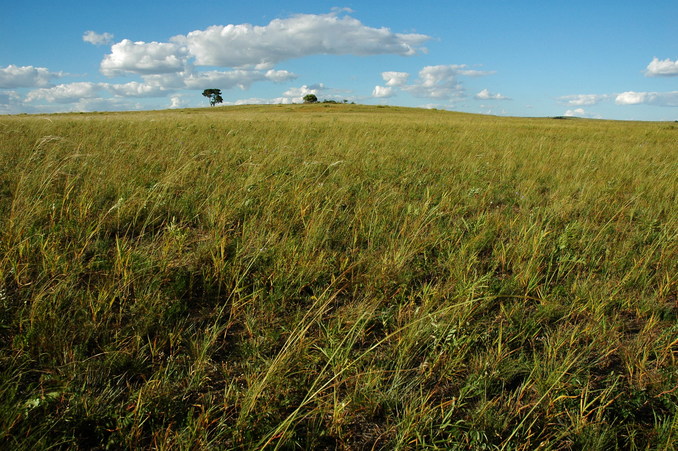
[1,104,676,449]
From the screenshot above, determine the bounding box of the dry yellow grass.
[0,104,676,449]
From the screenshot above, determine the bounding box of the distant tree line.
[202,90,353,106]
[303,94,351,104]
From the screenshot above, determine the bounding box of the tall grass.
[0,104,676,449]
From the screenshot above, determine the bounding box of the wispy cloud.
[83,31,114,46]
[558,94,611,106]
[559,90,678,109]
[475,89,510,100]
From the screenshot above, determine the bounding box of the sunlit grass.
[0,104,676,449]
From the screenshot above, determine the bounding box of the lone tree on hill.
[202,89,223,106]
[303,94,318,104]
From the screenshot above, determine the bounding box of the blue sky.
[1,1,677,120]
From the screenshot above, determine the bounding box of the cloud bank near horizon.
[2,10,435,113]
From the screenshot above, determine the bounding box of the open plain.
[0,104,676,449]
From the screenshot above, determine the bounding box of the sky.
[1,1,677,120]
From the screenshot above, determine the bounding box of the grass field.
[0,104,676,449]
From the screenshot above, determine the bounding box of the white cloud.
[564,108,586,117]
[558,94,610,106]
[456,68,495,77]
[475,88,510,100]
[645,57,678,77]
[169,95,188,109]
[615,91,678,106]
[372,86,394,98]
[97,11,429,77]
[96,11,427,84]
[17,67,297,106]
[402,65,465,99]
[140,73,189,90]
[100,39,189,76]
[375,65,494,100]
[563,108,602,119]
[264,69,297,83]
[615,91,647,105]
[283,84,326,98]
[262,84,347,104]
[26,82,106,103]
[181,69,296,90]
[0,65,65,89]
[177,11,430,68]
[107,81,169,97]
[83,31,114,46]
[382,71,409,87]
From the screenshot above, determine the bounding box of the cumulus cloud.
[0,65,65,89]
[475,88,510,100]
[264,69,297,83]
[375,65,494,100]
[100,39,189,76]
[107,81,169,97]
[283,84,326,99]
[645,57,678,77]
[563,108,601,119]
[402,65,466,99]
[381,71,410,87]
[615,91,678,106]
[558,94,610,106]
[372,86,394,98]
[177,12,430,68]
[98,11,429,77]
[83,31,114,46]
[169,95,188,109]
[140,73,190,90]
[19,66,298,108]
[564,108,586,117]
[73,97,144,113]
[26,82,106,103]
[181,69,297,90]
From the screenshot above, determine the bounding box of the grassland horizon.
[1,104,676,449]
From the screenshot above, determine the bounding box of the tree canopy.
[202,89,223,107]
[303,94,318,104]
